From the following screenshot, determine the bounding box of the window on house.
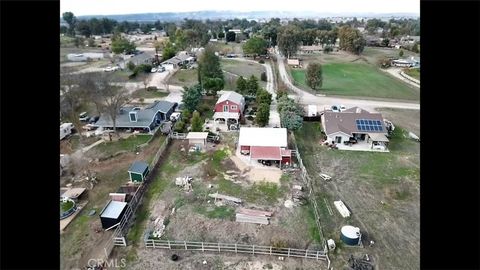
[223,105,229,112]
[335,136,342,143]
[231,105,237,110]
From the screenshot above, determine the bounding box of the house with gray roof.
[161,53,195,70]
[94,100,176,133]
[321,107,390,151]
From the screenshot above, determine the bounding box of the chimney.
[129,111,137,122]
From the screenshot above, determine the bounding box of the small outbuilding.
[128,161,150,182]
[186,132,209,148]
[99,200,128,229]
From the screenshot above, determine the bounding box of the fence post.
[184,241,188,250]
[152,239,156,249]
[218,243,221,252]
[288,248,290,257]
[252,245,255,255]
[202,242,204,252]
[270,246,272,255]
[168,240,171,249]
[316,250,319,260]
[305,249,308,258]
[235,243,237,253]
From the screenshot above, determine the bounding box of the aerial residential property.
[59,1,420,269]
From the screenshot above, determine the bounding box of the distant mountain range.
[73,10,419,22]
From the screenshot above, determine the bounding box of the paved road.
[275,50,420,111]
[381,67,420,88]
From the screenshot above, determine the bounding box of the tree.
[306,63,323,90]
[190,110,203,132]
[301,29,317,46]
[256,89,272,105]
[76,20,92,37]
[60,71,84,137]
[399,49,404,57]
[111,37,136,54]
[242,37,267,58]
[236,76,247,94]
[182,84,202,112]
[338,26,366,55]
[323,45,333,54]
[255,103,270,127]
[161,41,177,61]
[411,42,420,53]
[100,84,130,134]
[260,72,267,82]
[127,61,136,71]
[277,95,303,130]
[73,37,84,48]
[218,32,225,39]
[87,38,95,47]
[198,46,224,94]
[226,31,236,42]
[377,57,391,69]
[381,38,390,47]
[277,25,302,58]
[62,12,76,36]
[246,75,259,96]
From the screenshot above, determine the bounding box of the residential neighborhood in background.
[60,2,420,269]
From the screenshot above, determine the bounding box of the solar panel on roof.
[357,125,362,130]
[376,120,382,125]
[368,120,373,125]
[356,120,360,124]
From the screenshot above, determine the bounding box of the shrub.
[198,103,212,115]
[174,120,185,132]
[146,86,158,91]
[246,116,254,121]
[258,59,265,64]
[260,71,267,82]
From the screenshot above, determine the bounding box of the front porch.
[204,112,241,132]
[336,139,389,152]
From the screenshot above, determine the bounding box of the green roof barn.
[128,161,149,182]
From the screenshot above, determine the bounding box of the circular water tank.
[340,225,361,246]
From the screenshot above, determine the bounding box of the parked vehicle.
[103,66,120,72]
[79,112,90,122]
[372,142,386,150]
[156,66,165,72]
[151,67,158,73]
[331,105,346,112]
[319,173,332,181]
[170,112,182,122]
[60,123,74,140]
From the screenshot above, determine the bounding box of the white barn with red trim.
[238,127,292,165]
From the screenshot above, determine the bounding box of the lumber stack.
[235,208,273,225]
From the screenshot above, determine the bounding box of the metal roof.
[128,161,149,174]
[216,91,244,105]
[250,146,282,160]
[238,127,287,147]
[186,132,209,140]
[100,201,127,219]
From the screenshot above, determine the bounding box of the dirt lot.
[114,135,327,269]
[295,121,420,270]
[60,134,167,270]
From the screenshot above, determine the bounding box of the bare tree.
[60,71,84,138]
[100,84,130,135]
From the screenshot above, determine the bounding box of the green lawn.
[94,135,153,158]
[290,63,419,100]
[403,68,420,80]
[167,69,198,87]
[131,89,169,99]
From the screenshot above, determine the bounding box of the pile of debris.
[235,208,273,225]
[175,176,193,191]
[348,254,374,270]
[208,193,242,206]
[151,215,166,239]
[291,184,307,206]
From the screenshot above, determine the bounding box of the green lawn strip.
[290,63,419,100]
[168,69,198,87]
[403,68,420,80]
[131,89,169,99]
[94,135,152,157]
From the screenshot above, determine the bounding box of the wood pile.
[208,193,242,204]
[235,208,273,225]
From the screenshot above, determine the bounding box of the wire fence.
[145,240,328,261]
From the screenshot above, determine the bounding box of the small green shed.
[128,161,149,182]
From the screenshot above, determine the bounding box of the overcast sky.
[60,0,419,16]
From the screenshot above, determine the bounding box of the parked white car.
[151,67,158,73]
[170,112,182,122]
[372,142,386,151]
[103,66,120,72]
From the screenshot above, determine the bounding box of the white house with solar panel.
[321,107,391,152]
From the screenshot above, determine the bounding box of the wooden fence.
[145,240,328,261]
[102,134,172,260]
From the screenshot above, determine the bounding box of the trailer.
[60,123,74,140]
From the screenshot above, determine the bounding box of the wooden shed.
[128,161,149,182]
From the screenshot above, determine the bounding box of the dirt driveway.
[230,154,282,184]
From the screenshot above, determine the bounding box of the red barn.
[238,127,292,166]
[213,91,245,126]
